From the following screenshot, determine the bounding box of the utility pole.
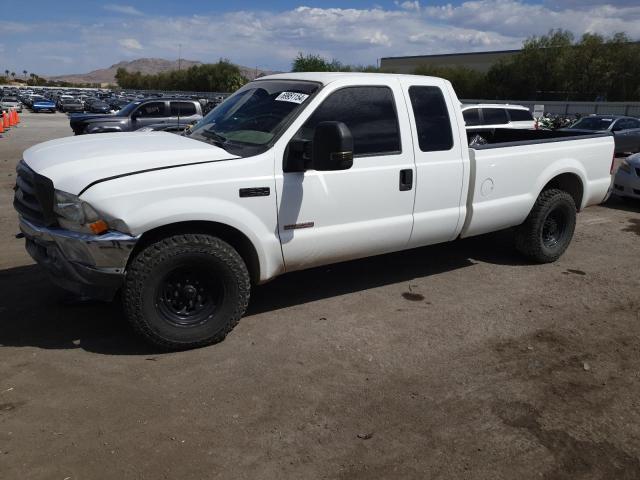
[178,43,182,71]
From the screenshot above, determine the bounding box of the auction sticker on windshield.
[275,92,309,104]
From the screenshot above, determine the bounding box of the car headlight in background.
[53,190,109,234]
[618,159,632,174]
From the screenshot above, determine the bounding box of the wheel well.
[542,173,584,211]
[130,221,261,284]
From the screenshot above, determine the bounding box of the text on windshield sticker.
[275,92,309,104]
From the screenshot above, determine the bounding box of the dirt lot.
[1,112,640,479]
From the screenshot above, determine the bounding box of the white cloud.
[119,38,143,50]
[3,2,640,76]
[103,4,143,16]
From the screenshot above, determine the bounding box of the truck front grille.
[13,160,57,227]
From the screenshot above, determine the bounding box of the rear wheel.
[123,234,250,350]
[515,189,576,263]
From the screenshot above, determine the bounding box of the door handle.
[399,169,413,191]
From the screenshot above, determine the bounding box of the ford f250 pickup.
[14,73,614,350]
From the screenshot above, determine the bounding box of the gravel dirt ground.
[1,112,640,480]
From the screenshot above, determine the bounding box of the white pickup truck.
[15,73,614,349]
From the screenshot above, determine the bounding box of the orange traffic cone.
[2,112,9,129]
[15,110,20,124]
[9,110,16,127]
[0,116,4,135]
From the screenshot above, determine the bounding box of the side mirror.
[312,121,354,171]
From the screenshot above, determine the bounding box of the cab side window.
[300,86,401,156]
[408,86,454,152]
[136,102,166,118]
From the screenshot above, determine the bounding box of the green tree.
[413,65,488,99]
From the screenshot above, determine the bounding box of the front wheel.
[515,189,577,263]
[123,234,250,350]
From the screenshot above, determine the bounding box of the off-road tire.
[123,234,250,350]
[515,188,576,263]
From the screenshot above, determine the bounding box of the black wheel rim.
[542,206,569,248]
[155,266,224,327]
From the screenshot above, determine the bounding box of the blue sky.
[2,1,639,76]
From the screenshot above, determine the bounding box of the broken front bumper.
[19,217,139,301]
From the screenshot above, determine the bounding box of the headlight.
[619,159,632,174]
[53,190,108,234]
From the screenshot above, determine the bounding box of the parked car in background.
[613,153,640,200]
[0,96,22,113]
[562,115,640,154]
[59,98,85,113]
[86,100,111,114]
[69,98,203,134]
[18,72,613,349]
[462,104,535,130]
[30,96,57,113]
[56,94,75,110]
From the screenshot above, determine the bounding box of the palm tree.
[4,69,8,78]
[23,70,27,80]
[11,72,16,80]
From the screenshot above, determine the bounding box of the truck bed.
[467,128,611,149]
[460,128,614,239]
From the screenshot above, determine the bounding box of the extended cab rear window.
[302,86,401,156]
[408,86,454,152]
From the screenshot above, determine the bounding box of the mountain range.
[48,58,277,85]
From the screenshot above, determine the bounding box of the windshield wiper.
[201,128,228,145]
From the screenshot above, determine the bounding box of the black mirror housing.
[312,121,354,171]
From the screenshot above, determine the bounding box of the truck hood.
[23,131,238,195]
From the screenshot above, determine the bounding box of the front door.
[275,82,416,272]
[132,101,168,129]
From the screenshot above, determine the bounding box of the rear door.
[400,79,466,247]
[132,101,168,128]
[169,101,200,125]
[275,80,416,271]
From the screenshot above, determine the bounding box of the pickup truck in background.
[15,73,613,350]
[69,98,203,135]
[462,103,536,130]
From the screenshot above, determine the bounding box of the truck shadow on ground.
[602,195,640,213]
[0,229,525,355]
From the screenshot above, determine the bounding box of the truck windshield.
[188,80,320,157]
[569,117,613,130]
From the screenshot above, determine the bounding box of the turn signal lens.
[88,220,109,235]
